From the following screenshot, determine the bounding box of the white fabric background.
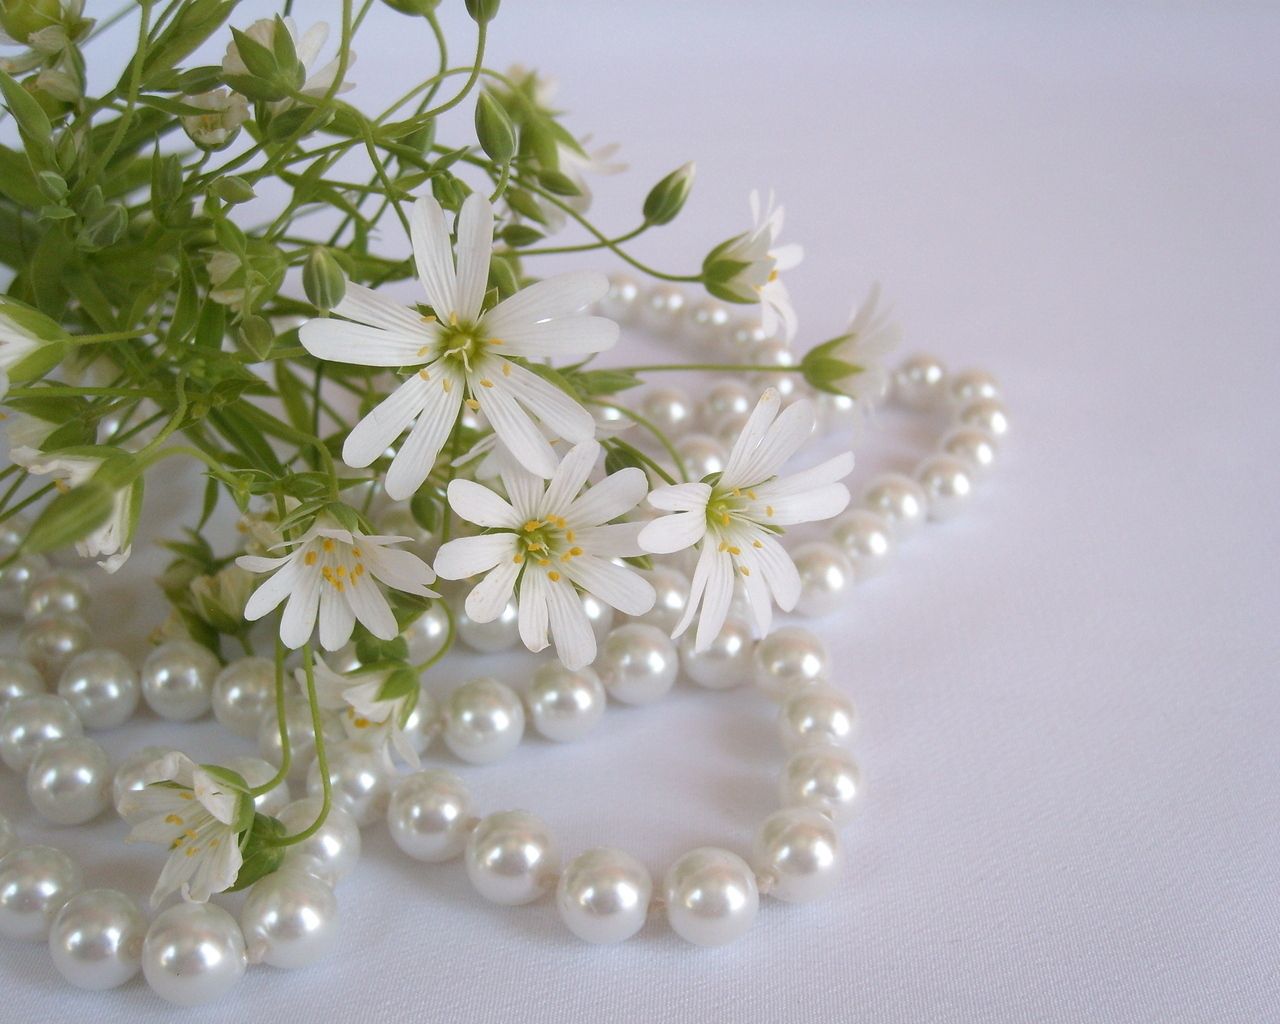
[2,2,1278,1021]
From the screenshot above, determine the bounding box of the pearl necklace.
[0,278,1009,1003]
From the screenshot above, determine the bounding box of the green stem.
[412,600,455,675]
[250,639,292,798]
[515,224,647,257]
[618,362,803,374]
[268,644,332,847]
[592,399,687,481]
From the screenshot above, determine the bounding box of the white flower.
[303,657,421,770]
[706,189,803,342]
[0,312,42,402]
[435,439,654,669]
[13,449,138,572]
[237,518,438,651]
[1,410,54,462]
[830,283,901,410]
[179,88,249,150]
[638,389,853,650]
[299,192,618,498]
[119,752,245,906]
[223,17,354,104]
[455,403,632,482]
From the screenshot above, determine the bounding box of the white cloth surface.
[2,2,1278,1021]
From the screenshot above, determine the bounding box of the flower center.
[303,536,366,593]
[512,516,584,582]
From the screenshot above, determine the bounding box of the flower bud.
[76,203,126,251]
[180,88,249,150]
[303,247,347,310]
[0,0,62,44]
[642,161,695,226]
[380,0,441,13]
[474,90,516,163]
[465,0,501,24]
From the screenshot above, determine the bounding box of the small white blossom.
[831,284,901,412]
[0,312,42,402]
[435,439,654,670]
[223,17,354,105]
[180,88,249,150]
[237,518,438,650]
[638,389,852,650]
[119,752,245,907]
[299,192,618,498]
[707,190,803,342]
[304,657,422,770]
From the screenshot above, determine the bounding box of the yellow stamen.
[548,570,561,582]
[538,558,550,567]
[479,378,494,388]
[304,551,317,566]
[569,546,583,557]
[752,539,763,548]
[170,837,184,849]
[183,829,197,840]
[322,567,334,581]
[747,489,758,500]
[335,580,345,592]
[164,814,183,826]
[465,398,480,411]
[488,337,504,345]
[565,529,575,542]
[419,368,431,380]
[322,538,335,552]
[54,480,70,494]
[353,717,370,729]
[766,505,775,517]
[185,847,198,857]
[501,362,511,377]
[523,520,541,532]
[417,346,431,358]
[721,513,731,525]
[513,553,524,564]
[354,564,365,577]
[728,545,741,555]
[352,547,361,557]
[442,378,453,393]
[449,311,459,326]
[420,314,436,324]
[740,566,751,576]
[179,792,194,801]
[336,566,346,578]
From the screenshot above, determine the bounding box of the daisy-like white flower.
[638,389,853,650]
[118,752,247,906]
[703,189,803,342]
[435,439,655,669]
[13,448,139,572]
[179,88,249,150]
[236,517,439,650]
[824,283,901,411]
[223,17,354,106]
[303,657,422,770]
[299,193,617,498]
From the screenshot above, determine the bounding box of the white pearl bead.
[224,756,291,817]
[815,392,861,433]
[455,597,520,653]
[326,641,365,674]
[892,353,947,409]
[778,686,858,752]
[663,847,759,947]
[56,649,138,730]
[639,285,686,333]
[557,847,651,944]
[596,623,678,705]
[26,737,111,825]
[387,769,474,862]
[598,273,642,323]
[674,432,727,481]
[0,694,82,772]
[258,695,344,782]
[212,657,276,739]
[404,602,450,663]
[0,553,48,617]
[527,662,606,742]
[48,888,145,990]
[465,810,560,905]
[684,299,733,348]
[711,409,751,449]
[638,566,689,633]
[957,397,1010,439]
[0,515,27,556]
[399,685,439,755]
[0,659,45,708]
[579,591,615,645]
[679,615,753,689]
[749,338,802,400]
[306,740,390,828]
[779,749,861,824]
[142,901,246,1006]
[699,378,754,429]
[240,867,338,969]
[23,571,90,620]
[0,813,15,858]
[753,627,829,700]
[0,845,81,941]
[443,677,525,764]
[276,797,361,886]
[753,808,842,903]
[829,509,894,580]
[862,472,928,537]
[789,541,855,617]
[639,385,695,436]
[113,746,177,823]
[140,640,219,721]
[916,454,974,521]
[20,612,91,682]
[940,425,998,477]
[375,506,438,562]
[946,369,1000,408]
[722,320,773,361]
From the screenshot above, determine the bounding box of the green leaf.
[537,169,581,197]
[570,368,642,397]
[23,480,114,556]
[0,69,53,163]
[498,223,544,247]
[229,27,280,80]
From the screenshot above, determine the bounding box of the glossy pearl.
[276,797,361,886]
[596,623,678,705]
[26,737,111,825]
[675,432,727,481]
[465,810,560,906]
[663,847,759,947]
[306,740,390,828]
[455,597,520,653]
[56,649,139,730]
[113,746,176,823]
[258,696,344,782]
[225,756,291,816]
[711,409,752,449]
[722,320,774,361]
[23,571,90,620]
[0,845,82,940]
[0,515,27,556]
[212,657,276,739]
[916,454,974,521]
[527,662,606,742]
[830,509,894,580]
[387,769,473,862]
[326,641,365,674]
[940,425,998,477]
[753,808,842,903]
[0,814,15,858]
[946,369,1001,408]
[684,299,732,348]
[816,391,861,432]
[863,472,929,537]
[0,694,83,772]
[778,686,858,752]
[0,553,49,616]
[753,627,829,700]
[957,397,1010,439]
[376,505,438,562]
[699,378,754,428]
[598,273,642,323]
[679,615,753,690]
[639,385,695,436]
[789,541,854,617]
[404,602,450,664]
[639,566,689,633]
[241,867,338,969]
[400,686,440,755]
[443,678,525,764]
[142,902,246,1006]
[557,847,651,944]
[892,353,947,409]
[749,338,802,399]
[639,284,686,332]
[580,592,615,645]
[20,612,92,682]
[779,749,861,825]
[0,659,45,708]
[140,640,219,721]
[48,888,145,990]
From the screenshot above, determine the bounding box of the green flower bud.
[303,247,347,310]
[380,0,441,13]
[474,90,516,163]
[76,202,127,251]
[237,315,275,360]
[642,161,696,226]
[465,0,501,24]
[208,175,256,205]
[0,0,62,44]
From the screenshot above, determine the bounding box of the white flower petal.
[753,452,854,499]
[517,569,550,652]
[499,464,545,522]
[383,370,463,500]
[646,481,712,514]
[363,544,438,594]
[563,555,654,616]
[279,567,322,648]
[694,547,735,652]
[446,478,520,528]
[565,467,648,527]
[497,359,596,444]
[454,193,494,324]
[242,555,302,621]
[345,574,398,640]
[318,586,357,650]
[482,271,608,337]
[572,521,646,558]
[332,281,435,337]
[672,540,715,639]
[754,532,801,612]
[488,316,619,359]
[753,484,851,526]
[342,373,432,468]
[410,196,459,316]
[540,440,599,513]
[434,533,517,579]
[721,389,781,486]
[192,769,239,825]
[545,576,596,670]
[638,510,707,555]
[731,398,815,486]
[299,319,429,367]
[464,558,520,622]
[474,376,559,478]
